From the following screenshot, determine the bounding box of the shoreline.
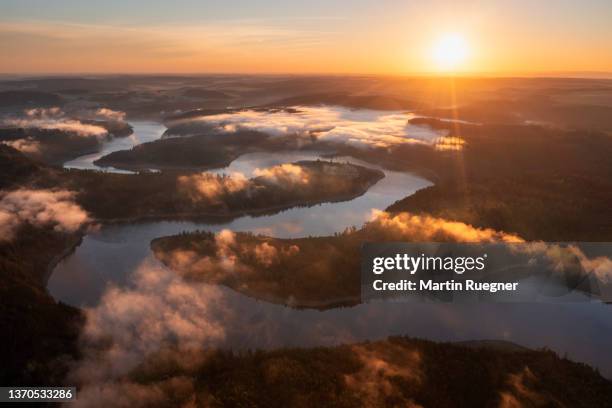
[88,171,385,225]
[43,233,83,287]
[45,172,384,296]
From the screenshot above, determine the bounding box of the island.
[151,205,523,309]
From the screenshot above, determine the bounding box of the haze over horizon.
[1,0,611,76]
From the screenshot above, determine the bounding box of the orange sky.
[1,1,611,75]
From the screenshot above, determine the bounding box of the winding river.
[63,121,165,173]
[49,120,612,377]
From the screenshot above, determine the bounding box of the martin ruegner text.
[372,279,519,293]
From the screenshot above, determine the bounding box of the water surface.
[49,120,612,378]
[64,121,165,173]
[49,150,432,304]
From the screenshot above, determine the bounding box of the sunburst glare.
[431,33,470,72]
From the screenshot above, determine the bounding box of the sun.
[431,33,470,72]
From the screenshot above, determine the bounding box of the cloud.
[69,258,240,406]
[367,210,524,243]
[516,242,612,285]
[177,163,317,202]
[345,343,423,407]
[74,107,128,124]
[3,107,108,138]
[160,230,300,284]
[190,106,452,149]
[25,107,63,119]
[177,172,249,203]
[253,163,310,185]
[573,250,612,284]
[71,259,231,391]
[367,213,612,294]
[0,189,90,241]
[254,242,279,267]
[74,229,294,404]
[71,230,299,390]
[0,137,41,154]
[214,229,244,272]
[162,230,255,282]
[499,367,553,407]
[164,231,234,278]
[93,108,126,123]
[211,230,299,269]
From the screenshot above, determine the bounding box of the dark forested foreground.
[84,337,612,407]
[0,224,83,386]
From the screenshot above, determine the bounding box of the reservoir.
[48,118,612,378]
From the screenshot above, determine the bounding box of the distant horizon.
[2,71,612,80]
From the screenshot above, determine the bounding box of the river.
[48,119,612,377]
[63,121,165,173]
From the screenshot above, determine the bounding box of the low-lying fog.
[46,110,612,381]
[173,105,448,149]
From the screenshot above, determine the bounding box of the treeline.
[349,120,612,241]
[122,336,612,407]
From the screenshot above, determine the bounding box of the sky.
[0,0,611,75]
